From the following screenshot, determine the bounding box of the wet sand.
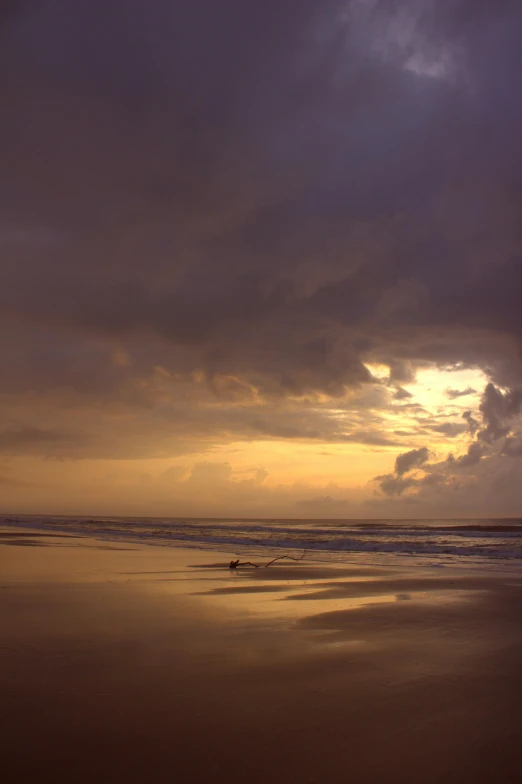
[1,529,522,783]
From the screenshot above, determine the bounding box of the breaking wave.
[2,514,522,569]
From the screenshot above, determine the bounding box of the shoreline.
[2,518,521,574]
[2,528,522,782]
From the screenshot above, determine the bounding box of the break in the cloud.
[1,1,522,516]
[372,383,522,516]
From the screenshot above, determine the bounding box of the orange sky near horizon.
[1,365,493,519]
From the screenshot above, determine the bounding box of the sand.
[1,528,522,783]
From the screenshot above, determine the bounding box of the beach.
[2,528,522,783]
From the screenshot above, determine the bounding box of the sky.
[1,0,521,519]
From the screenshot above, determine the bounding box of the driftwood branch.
[228,559,259,569]
[228,551,307,569]
[263,551,307,568]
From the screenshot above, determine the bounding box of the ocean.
[3,514,522,571]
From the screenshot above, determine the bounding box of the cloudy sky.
[1,0,521,518]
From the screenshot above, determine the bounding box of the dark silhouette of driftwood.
[264,551,306,567]
[228,551,306,569]
[228,559,259,569]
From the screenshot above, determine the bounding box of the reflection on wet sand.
[2,531,522,783]
[187,559,492,625]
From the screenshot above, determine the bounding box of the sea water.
[2,514,522,571]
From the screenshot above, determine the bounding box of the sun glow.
[1,363,489,517]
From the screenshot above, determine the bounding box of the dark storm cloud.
[393,387,413,401]
[477,383,522,444]
[462,410,480,435]
[430,422,468,437]
[0,378,412,459]
[375,470,445,498]
[374,444,431,496]
[455,440,486,468]
[388,362,417,385]
[374,474,417,497]
[1,0,522,457]
[250,416,403,446]
[446,387,476,399]
[0,424,88,455]
[502,437,522,458]
[395,446,430,476]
